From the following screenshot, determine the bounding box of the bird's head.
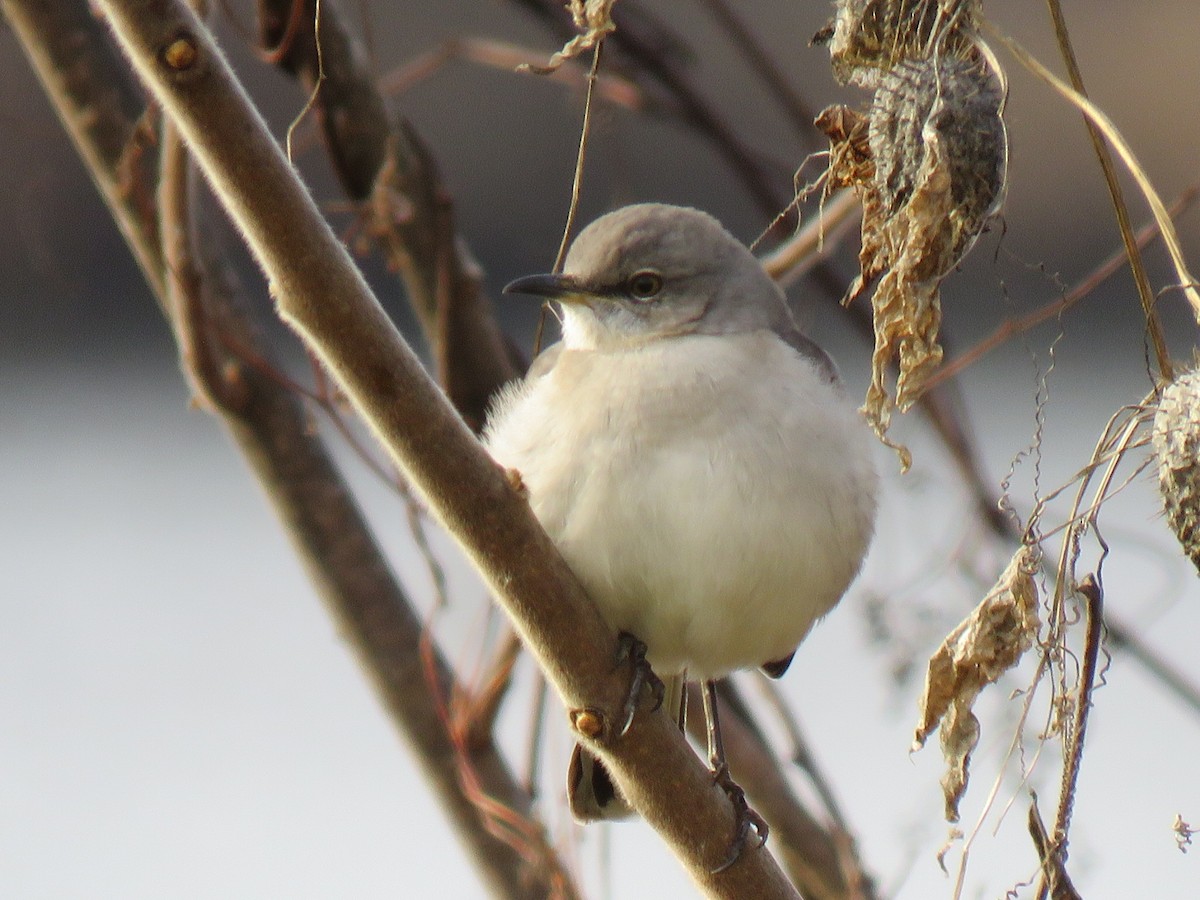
[504,204,791,350]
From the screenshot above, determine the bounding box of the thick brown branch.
[4,3,575,896]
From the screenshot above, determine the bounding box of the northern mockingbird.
[485,203,878,867]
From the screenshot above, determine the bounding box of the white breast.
[484,331,877,679]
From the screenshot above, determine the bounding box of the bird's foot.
[614,632,665,736]
[710,762,768,874]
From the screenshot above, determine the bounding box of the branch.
[990,21,1200,329]
[510,0,798,234]
[760,189,862,288]
[3,0,164,298]
[1050,577,1103,867]
[1043,0,1172,380]
[693,0,820,142]
[928,183,1200,391]
[381,36,649,113]
[691,683,878,900]
[3,3,575,895]
[93,0,801,893]
[257,0,519,432]
[1028,796,1082,900]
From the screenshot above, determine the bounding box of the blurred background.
[3,1,1199,897]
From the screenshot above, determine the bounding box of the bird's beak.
[503,273,592,305]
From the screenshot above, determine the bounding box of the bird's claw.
[710,764,769,874]
[614,632,665,736]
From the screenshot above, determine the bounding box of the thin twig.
[418,628,578,900]
[1052,576,1103,851]
[283,0,325,164]
[690,684,873,900]
[466,629,526,746]
[511,0,797,232]
[1105,619,1200,717]
[991,19,1200,331]
[1042,0,1172,381]
[760,188,861,287]
[259,0,520,430]
[929,184,1200,390]
[1029,794,1082,900]
[692,0,820,141]
[1036,402,1144,647]
[536,38,606,354]
[159,117,239,409]
[524,670,549,798]
[750,676,852,834]
[380,37,645,111]
[553,39,604,274]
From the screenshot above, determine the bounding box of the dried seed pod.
[1153,367,1200,573]
[868,52,1008,279]
[815,1,1009,465]
[850,49,1007,459]
[816,0,982,87]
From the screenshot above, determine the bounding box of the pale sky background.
[3,1,1200,898]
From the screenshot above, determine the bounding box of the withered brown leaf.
[523,0,617,74]
[913,546,1039,822]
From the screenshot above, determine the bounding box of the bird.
[483,203,878,868]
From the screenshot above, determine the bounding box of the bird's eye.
[626,270,664,301]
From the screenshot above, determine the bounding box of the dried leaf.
[935,828,964,873]
[815,105,874,189]
[523,0,617,74]
[1153,366,1200,573]
[913,546,1039,821]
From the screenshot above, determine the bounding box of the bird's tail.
[566,674,686,821]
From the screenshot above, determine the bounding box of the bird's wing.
[775,324,840,385]
[761,651,795,679]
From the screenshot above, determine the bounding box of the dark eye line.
[585,272,666,303]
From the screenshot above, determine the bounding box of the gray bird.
[485,203,878,866]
